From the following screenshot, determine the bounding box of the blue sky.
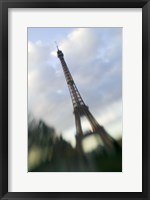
[28,27,122,146]
[28,28,75,44]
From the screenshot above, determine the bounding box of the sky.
[28,27,122,146]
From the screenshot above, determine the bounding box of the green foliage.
[28,117,122,172]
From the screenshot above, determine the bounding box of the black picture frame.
[0,0,150,199]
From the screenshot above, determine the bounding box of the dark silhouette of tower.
[57,46,120,153]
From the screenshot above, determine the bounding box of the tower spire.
[55,41,59,51]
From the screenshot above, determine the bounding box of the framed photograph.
[0,0,150,199]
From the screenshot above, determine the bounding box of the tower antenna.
[55,41,59,51]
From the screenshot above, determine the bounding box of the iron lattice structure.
[57,48,119,152]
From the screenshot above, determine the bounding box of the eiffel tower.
[56,46,120,153]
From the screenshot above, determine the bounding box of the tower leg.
[83,109,120,154]
[74,111,83,136]
[75,134,83,152]
[85,110,100,131]
[74,111,84,152]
